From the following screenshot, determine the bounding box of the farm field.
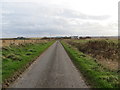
[61,38,119,88]
[1,40,54,87]
[1,39,48,47]
[64,38,118,71]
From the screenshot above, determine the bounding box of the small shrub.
[28,49,36,52]
[2,47,9,51]
[6,54,21,61]
[26,52,33,55]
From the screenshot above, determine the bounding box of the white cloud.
[1,0,118,38]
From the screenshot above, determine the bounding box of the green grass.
[2,41,55,82]
[61,41,119,88]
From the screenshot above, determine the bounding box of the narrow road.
[10,41,88,88]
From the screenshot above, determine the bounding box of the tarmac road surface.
[10,41,88,88]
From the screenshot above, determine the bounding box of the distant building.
[71,36,79,39]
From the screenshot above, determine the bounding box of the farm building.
[71,36,79,39]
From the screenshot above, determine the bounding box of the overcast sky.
[1,0,119,38]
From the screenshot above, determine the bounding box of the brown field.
[0,39,49,47]
[64,38,118,71]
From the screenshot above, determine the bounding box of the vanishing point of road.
[10,41,88,88]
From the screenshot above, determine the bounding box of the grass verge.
[61,41,119,88]
[2,41,55,87]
